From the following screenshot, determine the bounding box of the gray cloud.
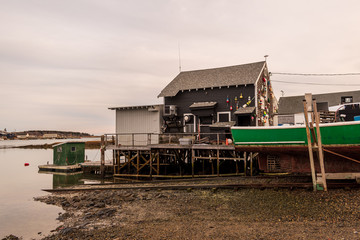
[1,0,360,133]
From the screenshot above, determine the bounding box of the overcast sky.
[1,0,360,134]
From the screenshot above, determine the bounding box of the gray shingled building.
[277,90,360,125]
[158,61,277,134]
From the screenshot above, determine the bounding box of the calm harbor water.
[0,139,102,239]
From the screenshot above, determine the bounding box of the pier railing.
[104,132,232,147]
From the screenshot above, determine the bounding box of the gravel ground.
[31,178,360,240]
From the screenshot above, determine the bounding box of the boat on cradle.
[231,121,360,147]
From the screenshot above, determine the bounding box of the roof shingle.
[158,61,266,97]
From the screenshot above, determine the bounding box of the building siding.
[165,85,256,122]
[115,107,162,145]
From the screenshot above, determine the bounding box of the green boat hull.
[231,121,360,146]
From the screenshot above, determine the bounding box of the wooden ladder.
[303,99,328,191]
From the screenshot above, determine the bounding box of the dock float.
[38,164,82,173]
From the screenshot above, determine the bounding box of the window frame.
[217,111,231,122]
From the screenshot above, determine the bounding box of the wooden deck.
[104,142,253,179]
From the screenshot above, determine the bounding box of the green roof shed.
[53,142,85,166]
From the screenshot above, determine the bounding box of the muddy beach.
[31,178,360,240]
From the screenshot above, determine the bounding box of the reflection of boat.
[231,121,360,147]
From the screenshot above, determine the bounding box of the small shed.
[108,104,163,146]
[53,142,85,166]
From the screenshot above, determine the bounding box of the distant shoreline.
[12,140,102,149]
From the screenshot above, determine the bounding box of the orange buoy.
[24,163,29,166]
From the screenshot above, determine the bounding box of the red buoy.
[24,163,29,166]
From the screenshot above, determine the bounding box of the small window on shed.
[57,147,62,152]
[341,96,353,104]
[71,146,76,152]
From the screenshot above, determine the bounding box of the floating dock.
[38,164,82,173]
[81,161,114,174]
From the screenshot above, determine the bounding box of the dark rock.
[59,227,74,235]
[94,202,106,208]
[72,196,81,202]
[96,208,116,217]
[1,234,20,240]
[61,200,70,207]
[77,221,90,229]
[86,201,95,207]
[57,212,72,221]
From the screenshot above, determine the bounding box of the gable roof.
[158,61,266,97]
[278,90,360,114]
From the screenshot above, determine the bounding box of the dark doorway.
[237,115,251,126]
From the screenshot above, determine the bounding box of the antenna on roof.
[178,42,182,72]
[264,55,269,62]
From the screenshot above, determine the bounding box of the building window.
[71,146,76,152]
[341,96,353,104]
[217,112,231,122]
[164,105,177,115]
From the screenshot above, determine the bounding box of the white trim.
[217,111,231,122]
[255,62,266,127]
[235,141,305,144]
[231,120,360,130]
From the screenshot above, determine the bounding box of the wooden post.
[203,157,205,175]
[235,160,239,174]
[250,152,253,177]
[217,149,220,177]
[313,100,328,191]
[117,150,120,174]
[217,133,220,145]
[100,135,105,178]
[112,150,115,174]
[244,152,247,176]
[115,134,118,146]
[157,150,160,175]
[132,134,135,147]
[136,150,140,179]
[303,100,317,191]
[127,151,131,173]
[192,149,195,177]
[150,152,153,179]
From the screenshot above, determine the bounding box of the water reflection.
[38,172,84,188]
[0,145,101,239]
[38,171,112,189]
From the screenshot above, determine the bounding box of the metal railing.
[104,132,232,147]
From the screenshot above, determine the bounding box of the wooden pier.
[101,133,256,179]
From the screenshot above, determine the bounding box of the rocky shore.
[30,179,360,240]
